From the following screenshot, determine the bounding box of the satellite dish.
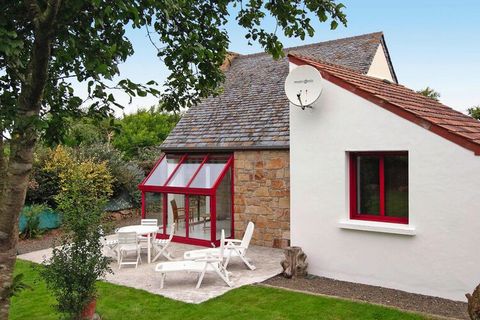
[284,65,323,109]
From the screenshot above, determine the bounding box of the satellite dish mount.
[296,91,312,110]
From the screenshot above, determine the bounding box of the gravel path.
[263,275,469,319]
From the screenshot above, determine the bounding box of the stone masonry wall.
[234,150,290,247]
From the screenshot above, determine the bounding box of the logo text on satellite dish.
[294,79,314,84]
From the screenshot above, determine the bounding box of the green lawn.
[11,260,427,320]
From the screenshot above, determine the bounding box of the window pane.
[216,170,232,239]
[144,155,182,186]
[145,193,164,227]
[385,156,409,217]
[188,195,211,240]
[189,156,229,189]
[167,156,205,187]
[167,194,186,237]
[357,156,380,215]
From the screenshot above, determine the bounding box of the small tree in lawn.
[41,158,113,319]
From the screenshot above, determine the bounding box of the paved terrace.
[18,236,284,304]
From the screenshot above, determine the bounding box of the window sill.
[338,219,416,236]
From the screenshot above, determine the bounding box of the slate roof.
[161,32,389,150]
[290,54,480,155]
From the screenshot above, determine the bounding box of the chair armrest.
[225,244,247,250]
[224,239,242,246]
[225,239,242,243]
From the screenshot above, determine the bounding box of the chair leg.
[136,248,142,267]
[118,250,123,270]
[240,254,256,270]
[224,254,231,269]
[160,273,166,289]
[164,249,174,261]
[152,247,163,263]
[196,264,209,289]
[214,265,233,287]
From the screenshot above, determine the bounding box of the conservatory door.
[188,195,211,240]
[166,194,187,237]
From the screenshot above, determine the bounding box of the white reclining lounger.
[183,221,256,270]
[154,230,233,289]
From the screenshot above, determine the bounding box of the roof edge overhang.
[160,145,290,152]
[379,34,399,84]
[288,54,480,157]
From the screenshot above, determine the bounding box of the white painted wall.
[289,64,480,301]
[367,44,395,82]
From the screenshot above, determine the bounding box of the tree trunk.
[0,1,60,316]
[280,246,308,278]
[0,134,6,209]
[466,284,480,320]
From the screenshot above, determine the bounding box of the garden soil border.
[261,275,468,320]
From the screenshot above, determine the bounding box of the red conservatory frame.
[349,151,409,224]
[138,153,234,247]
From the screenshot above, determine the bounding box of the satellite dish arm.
[296,93,305,110]
[296,92,312,110]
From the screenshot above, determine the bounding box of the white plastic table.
[117,225,159,263]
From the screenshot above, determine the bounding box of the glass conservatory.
[138,153,234,246]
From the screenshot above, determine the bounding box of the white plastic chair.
[155,230,233,289]
[103,228,119,260]
[139,219,159,247]
[183,221,256,270]
[117,231,141,269]
[151,223,175,262]
[141,219,158,226]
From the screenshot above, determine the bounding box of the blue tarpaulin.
[19,208,61,233]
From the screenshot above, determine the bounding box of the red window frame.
[349,151,408,224]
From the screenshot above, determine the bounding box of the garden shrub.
[26,145,62,207]
[55,158,114,230]
[44,145,74,174]
[25,169,61,208]
[42,157,113,319]
[20,204,50,239]
[133,145,163,174]
[27,143,145,213]
[74,143,144,209]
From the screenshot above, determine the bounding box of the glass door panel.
[215,170,232,239]
[166,194,186,237]
[188,195,211,240]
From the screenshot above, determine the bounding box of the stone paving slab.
[17,236,284,304]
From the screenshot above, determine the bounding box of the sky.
[99,0,480,116]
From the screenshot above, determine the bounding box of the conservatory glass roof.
[139,154,233,191]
